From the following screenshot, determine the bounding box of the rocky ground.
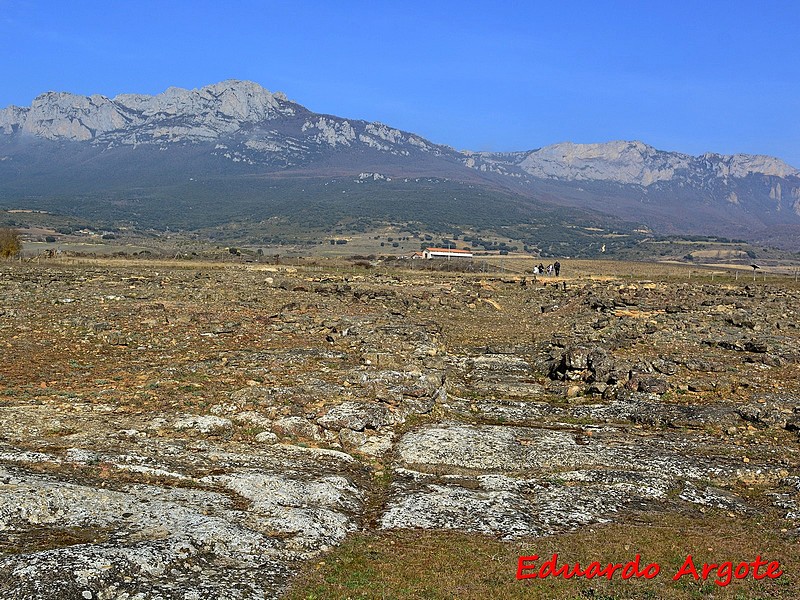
[1,258,799,599]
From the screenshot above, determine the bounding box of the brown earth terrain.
[0,257,799,599]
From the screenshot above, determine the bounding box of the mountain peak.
[515,140,684,185]
[543,140,657,155]
[701,152,799,179]
[0,80,298,142]
[512,140,798,186]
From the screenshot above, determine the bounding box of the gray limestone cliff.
[0,80,442,162]
[0,80,295,143]
[4,81,797,184]
[469,140,799,187]
[2,81,796,186]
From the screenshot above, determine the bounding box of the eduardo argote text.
[517,553,783,587]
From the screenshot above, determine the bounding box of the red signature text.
[516,553,659,581]
[517,553,784,587]
[672,554,783,587]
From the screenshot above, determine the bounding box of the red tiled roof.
[424,247,472,254]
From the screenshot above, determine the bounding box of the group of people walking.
[533,260,561,276]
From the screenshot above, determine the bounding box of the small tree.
[0,227,21,258]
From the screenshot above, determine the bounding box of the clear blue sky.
[2,0,799,167]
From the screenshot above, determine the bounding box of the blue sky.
[2,0,799,166]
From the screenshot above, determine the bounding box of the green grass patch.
[286,511,799,599]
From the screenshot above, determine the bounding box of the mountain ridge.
[475,140,798,186]
[3,80,796,179]
[2,80,799,251]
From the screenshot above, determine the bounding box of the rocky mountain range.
[0,80,451,165]
[2,80,799,250]
[475,140,798,185]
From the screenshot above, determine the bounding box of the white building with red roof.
[422,247,474,259]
